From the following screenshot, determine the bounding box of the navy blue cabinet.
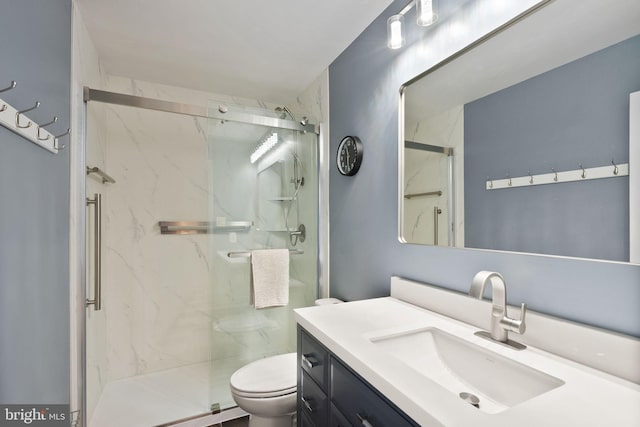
[297,326,418,427]
[328,403,351,427]
[300,326,330,389]
[300,370,328,426]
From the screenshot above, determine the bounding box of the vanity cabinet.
[298,326,418,427]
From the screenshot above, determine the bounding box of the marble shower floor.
[90,359,247,427]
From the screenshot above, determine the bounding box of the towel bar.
[159,221,252,234]
[227,249,304,258]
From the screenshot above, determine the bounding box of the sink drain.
[459,392,480,408]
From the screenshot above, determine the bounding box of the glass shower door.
[84,90,318,425]
[85,100,218,426]
[206,109,318,410]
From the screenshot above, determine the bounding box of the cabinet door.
[331,358,418,427]
[300,370,328,426]
[329,403,353,427]
[301,412,316,427]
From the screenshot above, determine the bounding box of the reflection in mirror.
[403,141,454,246]
[399,0,640,263]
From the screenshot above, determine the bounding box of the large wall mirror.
[399,0,640,264]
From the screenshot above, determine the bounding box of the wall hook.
[507,174,512,187]
[0,81,16,93]
[488,176,493,189]
[37,116,58,140]
[0,81,17,112]
[53,128,70,150]
[552,168,558,182]
[528,170,533,184]
[611,159,619,176]
[578,163,586,179]
[15,101,40,128]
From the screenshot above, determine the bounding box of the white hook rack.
[0,81,67,154]
[486,162,629,190]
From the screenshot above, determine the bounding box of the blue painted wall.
[328,0,640,336]
[465,35,640,261]
[0,0,71,403]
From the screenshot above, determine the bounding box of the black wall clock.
[336,136,363,176]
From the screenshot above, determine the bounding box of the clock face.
[337,136,363,176]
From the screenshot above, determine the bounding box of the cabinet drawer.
[300,328,329,390]
[300,370,328,426]
[331,358,418,427]
[329,403,353,427]
[300,412,316,427]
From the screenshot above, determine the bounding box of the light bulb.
[387,14,405,49]
[250,132,279,164]
[417,0,438,26]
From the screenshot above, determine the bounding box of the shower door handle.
[434,206,442,246]
[86,193,102,311]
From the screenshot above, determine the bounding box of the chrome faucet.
[470,271,527,346]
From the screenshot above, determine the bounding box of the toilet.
[230,298,342,427]
[230,353,297,427]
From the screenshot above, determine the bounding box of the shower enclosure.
[81,88,318,427]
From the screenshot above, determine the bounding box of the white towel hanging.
[250,249,289,309]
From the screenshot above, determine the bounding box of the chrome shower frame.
[83,88,319,134]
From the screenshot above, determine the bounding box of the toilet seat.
[230,353,297,399]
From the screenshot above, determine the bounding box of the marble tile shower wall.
[101,98,211,381]
[88,75,322,384]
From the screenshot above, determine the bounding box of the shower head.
[275,105,296,122]
[276,107,310,131]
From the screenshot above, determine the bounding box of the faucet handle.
[517,303,527,334]
[501,303,527,335]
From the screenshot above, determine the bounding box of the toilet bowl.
[230,299,343,427]
[230,353,297,427]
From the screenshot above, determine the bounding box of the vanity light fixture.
[250,132,279,164]
[416,0,438,26]
[387,0,438,49]
[387,14,405,49]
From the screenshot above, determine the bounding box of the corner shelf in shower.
[269,196,296,201]
[159,221,252,235]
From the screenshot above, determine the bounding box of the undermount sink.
[370,327,565,414]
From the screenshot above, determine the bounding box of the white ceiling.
[75,0,394,103]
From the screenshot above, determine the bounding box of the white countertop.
[295,297,640,426]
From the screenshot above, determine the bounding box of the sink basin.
[370,327,564,413]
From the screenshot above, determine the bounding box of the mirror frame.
[397,0,639,265]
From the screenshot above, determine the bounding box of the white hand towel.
[250,249,289,309]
